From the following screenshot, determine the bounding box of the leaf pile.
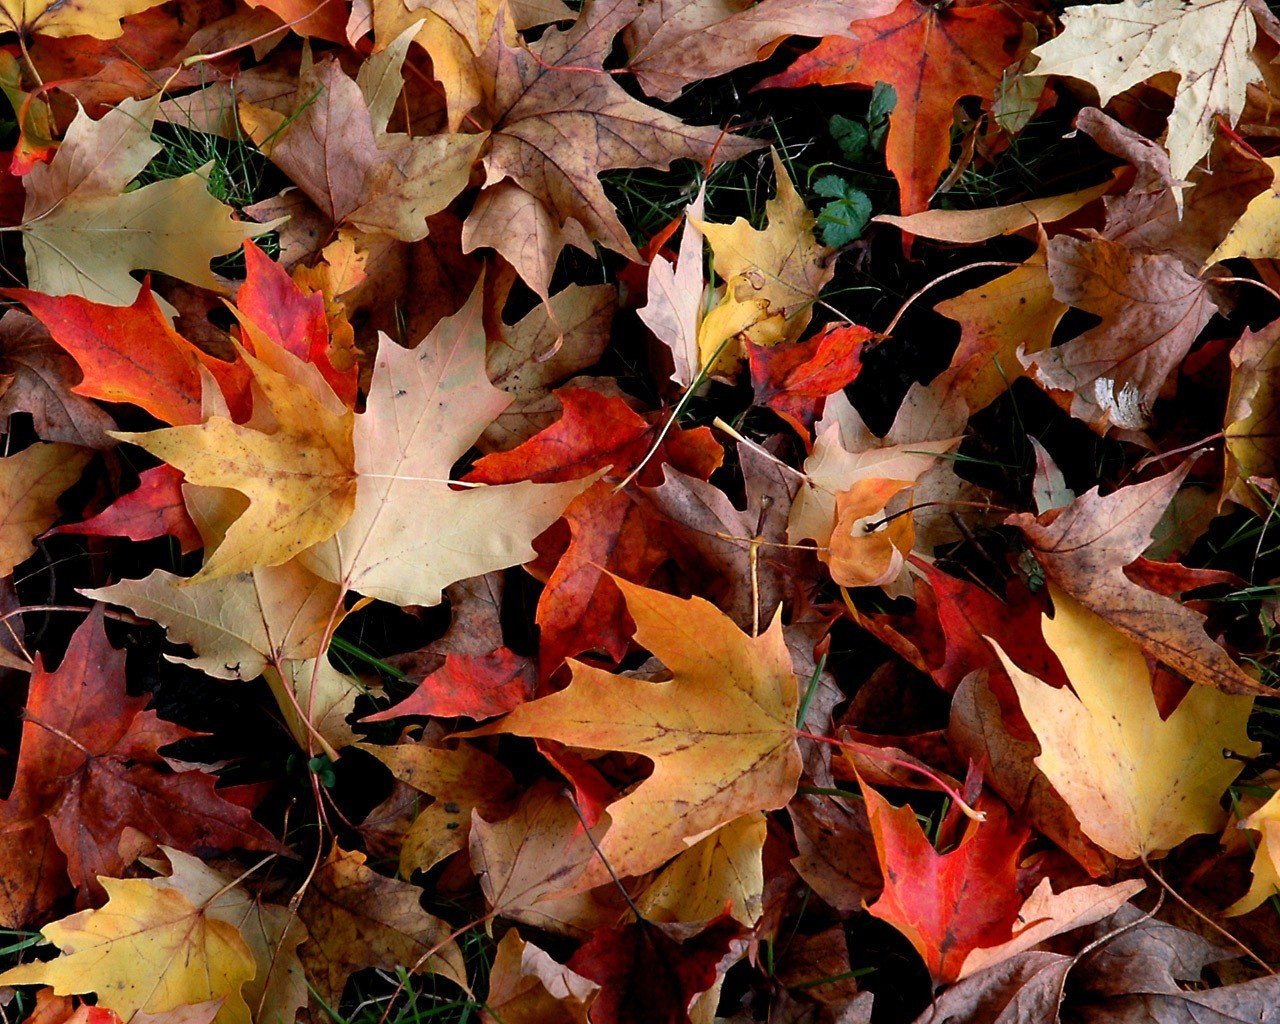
[0,0,1277,1022]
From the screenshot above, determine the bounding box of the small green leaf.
[814,176,872,246]
[830,114,870,163]
[868,82,897,150]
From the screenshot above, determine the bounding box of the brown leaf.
[297,845,468,1007]
[462,0,760,297]
[0,311,115,447]
[1007,465,1264,695]
[1026,235,1216,433]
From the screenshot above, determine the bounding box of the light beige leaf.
[1031,0,1263,180]
[300,284,591,606]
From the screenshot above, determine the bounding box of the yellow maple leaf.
[20,97,270,305]
[695,150,835,349]
[1227,791,1280,916]
[471,579,802,879]
[0,876,256,1024]
[993,586,1259,860]
[0,0,167,38]
[118,343,357,584]
[634,812,766,927]
[0,442,90,576]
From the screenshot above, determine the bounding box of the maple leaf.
[461,0,760,298]
[1223,317,1280,515]
[10,283,250,426]
[297,845,467,1006]
[860,777,1029,985]
[366,0,573,131]
[300,284,591,607]
[119,340,357,583]
[634,812,766,927]
[789,794,880,913]
[480,281,617,451]
[52,465,201,554]
[695,151,835,354]
[147,849,308,1024]
[0,874,257,1024]
[0,0,169,39]
[1226,789,1280,915]
[759,0,1024,217]
[469,781,626,937]
[471,579,801,879]
[622,0,898,101]
[242,50,484,243]
[639,188,705,389]
[930,236,1065,415]
[0,607,281,919]
[0,310,115,447]
[361,740,517,876]
[1030,0,1268,183]
[993,586,1258,860]
[566,915,743,1024]
[957,877,1146,980]
[483,929,600,1024]
[236,240,357,407]
[1025,234,1216,433]
[789,391,962,592]
[0,441,89,577]
[19,96,270,305]
[747,321,868,437]
[1007,463,1264,695]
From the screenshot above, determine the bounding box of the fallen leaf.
[861,777,1029,984]
[1025,234,1216,432]
[0,607,281,910]
[20,97,268,305]
[51,465,202,554]
[483,929,600,1024]
[0,875,256,1024]
[299,283,590,606]
[361,740,517,875]
[0,442,90,576]
[462,0,759,298]
[1031,0,1267,182]
[760,0,1025,217]
[0,0,170,38]
[1006,464,1265,695]
[0,310,115,447]
[695,151,835,351]
[470,579,802,879]
[1223,316,1280,515]
[994,586,1259,859]
[634,812,766,926]
[296,845,468,1007]
[118,338,357,583]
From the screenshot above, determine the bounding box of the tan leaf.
[243,54,484,243]
[0,442,90,576]
[21,97,268,305]
[471,579,801,879]
[1031,0,1265,180]
[1223,317,1280,514]
[482,929,599,1024]
[1026,235,1215,432]
[1007,465,1265,695]
[362,740,517,875]
[300,284,590,606]
[469,782,625,937]
[461,0,759,297]
[297,845,467,1006]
